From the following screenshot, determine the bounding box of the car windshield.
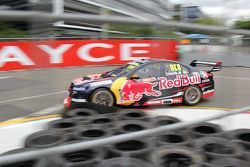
[103,62,142,77]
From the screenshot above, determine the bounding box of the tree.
[234,19,250,29]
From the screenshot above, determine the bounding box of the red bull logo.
[159,72,201,90]
[121,78,162,101]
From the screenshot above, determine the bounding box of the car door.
[159,62,190,102]
[121,62,162,104]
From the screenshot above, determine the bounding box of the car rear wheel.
[90,88,115,106]
[183,85,202,106]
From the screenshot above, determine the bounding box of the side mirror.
[130,74,140,80]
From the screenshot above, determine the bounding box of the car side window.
[162,63,189,76]
[133,63,161,78]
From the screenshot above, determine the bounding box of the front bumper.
[63,96,88,108]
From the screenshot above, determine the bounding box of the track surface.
[0,64,250,122]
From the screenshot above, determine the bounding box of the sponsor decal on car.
[159,72,201,90]
[121,78,162,101]
[90,80,112,87]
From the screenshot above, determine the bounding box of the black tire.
[183,85,202,106]
[74,125,112,141]
[116,120,151,134]
[58,147,104,167]
[106,139,153,161]
[157,132,191,147]
[226,129,250,149]
[89,115,116,128]
[151,146,204,167]
[90,88,115,107]
[25,130,67,148]
[97,157,152,167]
[62,102,118,116]
[188,122,224,139]
[48,118,77,134]
[0,159,42,167]
[117,109,150,122]
[152,116,181,127]
[194,136,243,161]
[65,108,97,118]
[210,158,250,167]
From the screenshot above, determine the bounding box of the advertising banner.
[0,39,178,71]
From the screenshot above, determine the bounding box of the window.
[133,63,161,78]
[162,62,189,76]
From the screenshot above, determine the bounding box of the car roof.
[133,59,183,65]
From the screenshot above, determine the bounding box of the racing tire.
[90,88,115,107]
[183,85,202,106]
[97,157,152,167]
[106,139,153,161]
[25,130,67,148]
[188,122,224,139]
[116,120,151,134]
[194,136,243,161]
[150,146,204,167]
[210,158,250,167]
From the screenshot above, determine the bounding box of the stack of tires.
[1,104,250,167]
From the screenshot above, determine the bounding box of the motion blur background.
[0,0,250,121]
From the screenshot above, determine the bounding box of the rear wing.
[190,60,222,72]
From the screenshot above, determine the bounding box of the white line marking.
[215,76,250,81]
[0,76,11,80]
[0,91,67,104]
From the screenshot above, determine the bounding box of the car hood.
[72,74,113,86]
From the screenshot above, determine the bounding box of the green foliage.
[0,22,28,38]
[109,24,177,38]
[192,17,223,26]
[234,19,250,29]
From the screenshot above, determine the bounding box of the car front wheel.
[90,88,115,106]
[183,85,202,106]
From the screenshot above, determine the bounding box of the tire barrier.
[188,122,223,139]
[152,116,181,127]
[88,114,116,128]
[210,158,250,167]
[74,125,112,141]
[116,120,151,134]
[151,146,204,167]
[97,157,152,167]
[48,118,77,134]
[2,106,250,166]
[157,132,190,147]
[194,136,243,161]
[65,108,97,117]
[57,148,103,167]
[25,130,67,149]
[117,109,150,121]
[106,139,153,161]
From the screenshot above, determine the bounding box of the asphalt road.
[0,64,250,122]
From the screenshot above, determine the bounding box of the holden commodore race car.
[64,59,222,108]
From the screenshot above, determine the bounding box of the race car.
[64,59,222,108]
